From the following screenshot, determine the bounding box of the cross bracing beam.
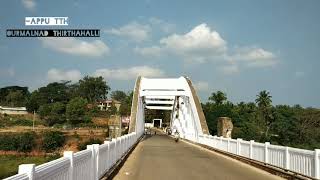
[145,100,174,105]
[140,90,187,97]
[145,95,175,100]
[145,105,173,110]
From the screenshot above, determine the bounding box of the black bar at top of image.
[6,29,100,37]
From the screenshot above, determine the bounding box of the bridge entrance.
[128,76,209,140]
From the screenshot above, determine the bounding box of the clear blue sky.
[0,0,319,107]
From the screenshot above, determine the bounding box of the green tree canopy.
[5,90,25,107]
[208,91,227,105]
[118,91,133,116]
[111,90,127,102]
[255,90,272,109]
[66,97,89,124]
[78,76,110,103]
[0,86,29,107]
[38,102,66,126]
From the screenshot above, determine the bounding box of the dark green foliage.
[78,138,103,150]
[0,132,36,152]
[38,102,66,126]
[111,90,127,102]
[42,131,65,152]
[66,97,90,124]
[0,86,29,107]
[26,81,72,112]
[208,91,227,105]
[119,91,133,116]
[204,91,320,150]
[78,76,110,103]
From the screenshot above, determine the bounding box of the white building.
[0,106,28,115]
[97,100,121,111]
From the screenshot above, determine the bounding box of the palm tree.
[255,90,273,140]
[209,91,227,105]
[255,90,272,109]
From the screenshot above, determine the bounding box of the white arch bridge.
[5,77,320,180]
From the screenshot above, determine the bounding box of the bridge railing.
[194,134,320,179]
[4,132,142,180]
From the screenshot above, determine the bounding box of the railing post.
[315,149,320,179]
[112,138,116,165]
[104,141,111,169]
[87,144,100,180]
[63,151,74,180]
[18,164,35,180]
[264,142,270,164]
[237,138,242,155]
[209,136,214,148]
[213,136,217,148]
[227,138,230,152]
[285,147,290,170]
[249,140,254,159]
[219,136,223,150]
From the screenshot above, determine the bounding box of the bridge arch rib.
[128,76,209,140]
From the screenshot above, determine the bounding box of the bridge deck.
[113,133,283,180]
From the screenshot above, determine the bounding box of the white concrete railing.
[194,134,320,179]
[4,132,143,180]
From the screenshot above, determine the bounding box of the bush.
[42,131,65,152]
[17,132,36,152]
[0,132,36,152]
[78,138,103,150]
[39,102,66,126]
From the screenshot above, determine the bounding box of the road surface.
[113,133,283,180]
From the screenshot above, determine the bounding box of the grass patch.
[0,155,59,179]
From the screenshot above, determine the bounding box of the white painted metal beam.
[145,95,175,100]
[145,106,173,110]
[140,90,187,97]
[145,100,174,105]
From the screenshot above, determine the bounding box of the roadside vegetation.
[203,91,320,150]
[0,76,134,178]
[0,155,59,179]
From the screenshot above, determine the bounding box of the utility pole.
[33,110,35,131]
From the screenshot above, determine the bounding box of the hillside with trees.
[0,78,319,150]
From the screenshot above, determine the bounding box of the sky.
[0,0,319,107]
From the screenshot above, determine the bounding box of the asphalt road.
[113,134,283,180]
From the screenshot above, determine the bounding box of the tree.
[111,91,127,102]
[78,76,110,103]
[66,97,88,124]
[25,81,73,112]
[0,86,29,105]
[5,90,25,107]
[42,131,65,152]
[38,102,66,126]
[26,91,40,112]
[255,90,273,140]
[119,91,133,116]
[255,90,272,109]
[209,91,227,105]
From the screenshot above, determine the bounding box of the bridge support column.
[64,151,74,180]
[18,164,35,180]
